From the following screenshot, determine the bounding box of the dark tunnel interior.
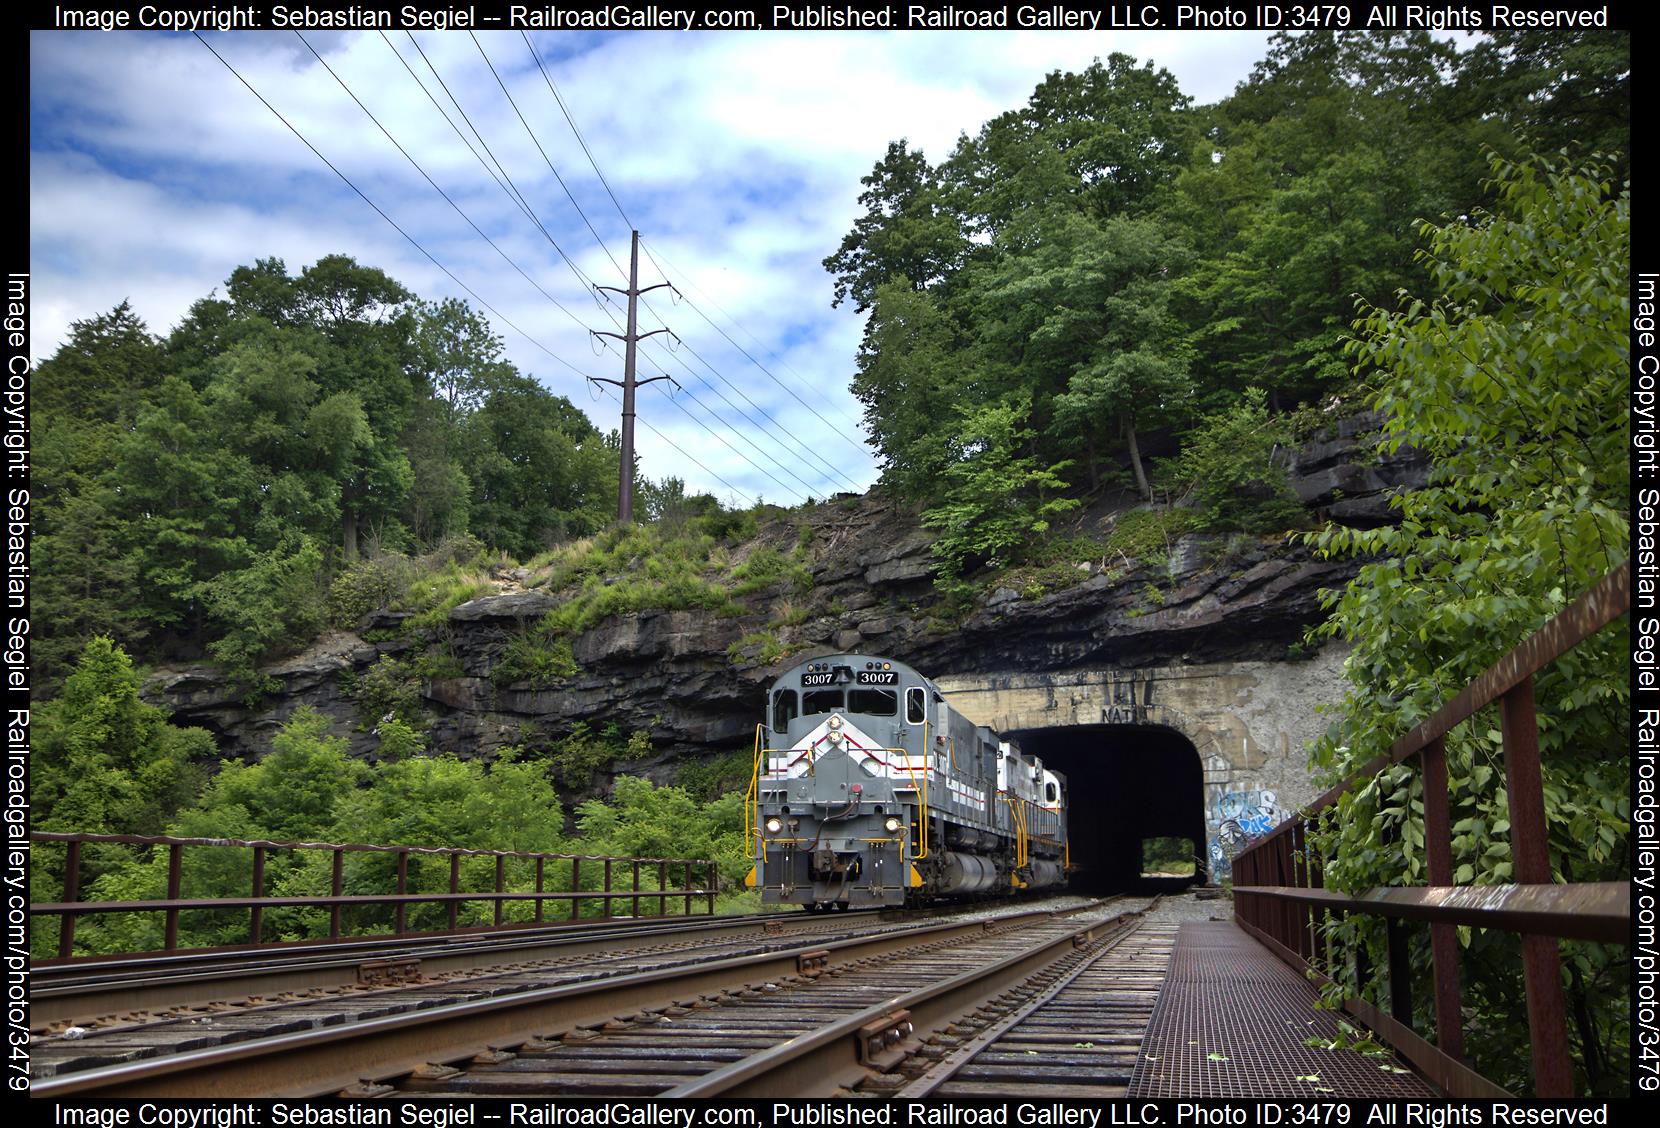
[1005,724,1208,894]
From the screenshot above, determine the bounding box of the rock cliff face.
[145,415,1419,784]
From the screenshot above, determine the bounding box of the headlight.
[884,816,902,833]
[828,715,842,729]
[764,816,783,834]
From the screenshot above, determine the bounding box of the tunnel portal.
[1006,723,1208,893]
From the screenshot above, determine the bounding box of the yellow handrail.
[898,751,930,861]
[746,724,765,856]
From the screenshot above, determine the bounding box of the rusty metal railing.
[1232,561,1630,1098]
[32,831,721,962]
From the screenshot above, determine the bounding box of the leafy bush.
[329,554,416,627]
[200,535,327,691]
[1157,388,1304,532]
[922,399,1080,578]
[492,633,579,688]
[349,655,423,729]
[535,721,652,789]
[1099,508,1201,569]
[398,564,492,632]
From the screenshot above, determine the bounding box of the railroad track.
[893,914,1179,1097]
[32,898,1115,1097]
[34,910,818,1029]
[35,896,1065,1029]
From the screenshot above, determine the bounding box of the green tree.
[920,397,1078,578]
[1306,154,1628,1094]
[947,54,1196,235]
[461,372,615,556]
[823,140,969,313]
[1158,388,1300,532]
[32,638,210,836]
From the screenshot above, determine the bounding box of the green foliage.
[32,638,211,838]
[200,535,327,694]
[1140,836,1197,875]
[348,655,423,730]
[576,776,750,895]
[329,554,417,628]
[676,749,756,803]
[1100,508,1202,570]
[28,640,214,955]
[1157,388,1305,533]
[492,633,579,688]
[45,704,732,950]
[533,721,652,789]
[920,398,1079,578]
[727,630,786,666]
[399,564,492,632]
[1305,154,1628,1095]
[730,545,812,597]
[34,254,621,686]
[530,523,754,636]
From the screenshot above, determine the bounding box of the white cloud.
[30,27,1277,502]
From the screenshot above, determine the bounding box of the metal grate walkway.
[1128,921,1436,1098]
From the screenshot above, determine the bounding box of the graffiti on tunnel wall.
[1208,789,1285,876]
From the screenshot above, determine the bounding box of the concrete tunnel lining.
[1004,723,1208,890]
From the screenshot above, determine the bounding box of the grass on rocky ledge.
[519,517,817,642]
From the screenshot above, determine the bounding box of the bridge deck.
[1128,920,1436,1098]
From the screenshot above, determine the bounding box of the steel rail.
[31,903,1103,1098]
[32,910,810,1028]
[893,906,1153,1097]
[663,907,1141,1097]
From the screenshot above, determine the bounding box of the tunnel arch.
[1004,723,1209,892]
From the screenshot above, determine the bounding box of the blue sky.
[30,28,1285,505]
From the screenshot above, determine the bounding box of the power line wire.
[191,31,594,383]
[591,382,756,507]
[297,32,596,339]
[401,31,612,315]
[629,331,864,495]
[521,31,637,233]
[469,31,628,285]
[641,235,872,458]
[647,382,803,501]
[506,37,866,493]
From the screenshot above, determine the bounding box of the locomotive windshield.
[847,689,897,716]
[802,689,843,715]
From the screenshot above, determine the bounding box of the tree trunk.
[1124,417,1152,501]
[342,506,359,562]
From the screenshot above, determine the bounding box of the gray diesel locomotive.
[746,654,1068,910]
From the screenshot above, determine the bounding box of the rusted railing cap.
[1237,880,1628,943]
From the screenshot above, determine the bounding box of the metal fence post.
[1421,735,1465,1061]
[164,844,182,951]
[1502,675,1573,1097]
[249,846,265,946]
[58,839,81,959]
[395,850,408,935]
[449,853,461,931]
[330,848,343,938]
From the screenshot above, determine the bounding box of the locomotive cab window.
[848,689,897,716]
[906,687,926,724]
[802,689,844,715]
[772,690,798,733]
[1045,781,1058,805]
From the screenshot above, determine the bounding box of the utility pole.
[592,231,674,523]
